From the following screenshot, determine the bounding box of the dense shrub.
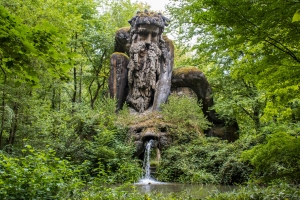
[161,94,211,139]
[7,97,142,188]
[88,128,143,184]
[206,182,300,200]
[156,137,254,185]
[241,130,300,183]
[85,183,300,200]
[0,146,86,199]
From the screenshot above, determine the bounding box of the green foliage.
[0,146,86,199]
[165,0,300,188]
[292,10,300,22]
[116,103,135,126]
[206,182,300,200]
[85,127,143,184]
[241,128,300,183]
[1,0,299,199]
[167,0,300,123]
[161,95,211,138]
[0,5,71,85]
[157,137,254,185]
[17,97,141,185]
[76,184,196,200]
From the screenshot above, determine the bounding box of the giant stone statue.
[109,10,173,112]
[109,11,239,156]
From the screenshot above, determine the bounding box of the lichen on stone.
[173,66,203,76]
[111,52,129,59]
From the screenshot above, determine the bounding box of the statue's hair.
[128,10,170,30]
[128,10,170,44]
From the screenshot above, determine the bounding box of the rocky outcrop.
[207,121,239,142]
[152,35,174,111]
[110,11,173,113]
[171,66,222,124]
[171,66,239,141]
[125,110,174,158]
[114,27,130,54]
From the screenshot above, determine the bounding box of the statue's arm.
[152,35,174,111]
[108,27,131,110]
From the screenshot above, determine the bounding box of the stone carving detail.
[108,53,129,110]
[128,122,172,159]
[126,11,172,112]
[109,10,173,113]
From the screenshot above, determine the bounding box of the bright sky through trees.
[138,0,170,12]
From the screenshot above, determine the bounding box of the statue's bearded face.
[136,24,160,46]
[127,24,162,112]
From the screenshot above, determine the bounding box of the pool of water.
[122,178,237,198]
[127,141,236,198]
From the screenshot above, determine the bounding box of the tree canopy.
[168,0,300,124]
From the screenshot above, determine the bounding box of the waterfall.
[143,139,153,179]
[135,139,165,185]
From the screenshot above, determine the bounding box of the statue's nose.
[145,33,152,45]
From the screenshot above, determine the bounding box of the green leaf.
[292,10,300,22]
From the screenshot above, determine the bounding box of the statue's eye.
[152,32,158,37]
[138,30,148,36]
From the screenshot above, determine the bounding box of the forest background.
[0,0,299,199]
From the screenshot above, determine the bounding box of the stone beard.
[126,23,166,112]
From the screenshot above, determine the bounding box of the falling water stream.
[135,139,163,185]
[143,139,153,180]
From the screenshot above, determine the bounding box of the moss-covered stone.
[171,66,213,118]
[171,66,239,141]
[173,66,202,76]
[110,52,129,59]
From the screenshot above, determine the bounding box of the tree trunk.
[0,64,6,149]
[79,64,82,103]
[253,106,261,131]
[90,80,101,109]
[51,87,56,109]
[8,102,18,153]
[72,66,77,104]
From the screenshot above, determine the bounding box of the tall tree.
[0,5,72,148]
[0,0,149,149]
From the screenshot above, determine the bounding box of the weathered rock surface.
[108,53,129,110]
[114,27,130,54]
[171,66,239,141]
[126,111,173,158]
[152,35,174,111]
[208,122,239,142]
[171,66,222,124]
[110,11,173,113]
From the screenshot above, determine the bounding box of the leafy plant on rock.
[161,94,211,142]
